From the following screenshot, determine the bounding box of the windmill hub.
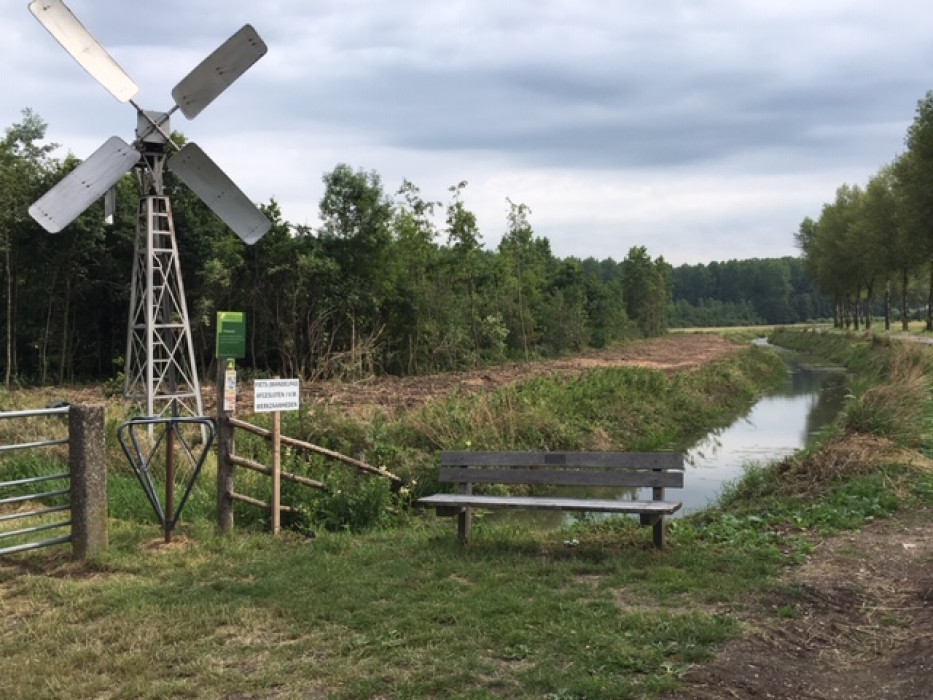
[137,111,171,145]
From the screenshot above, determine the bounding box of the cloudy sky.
[2,0,931,265]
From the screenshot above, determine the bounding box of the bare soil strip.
[304,335,741,414]
[669,506,933,699]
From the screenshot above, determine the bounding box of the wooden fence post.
[69,404,107,559]
[216,360,235,533]
[272,410,281,535]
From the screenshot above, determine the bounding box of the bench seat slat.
[418,493,682,515]
[441,451,683,469]
[438,466,684,488]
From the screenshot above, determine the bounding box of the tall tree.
[896,91,933,330]
[499,199,538,360]
[318,164,393,376]
[621,246,670,337]
[387,180,441,373]
[811,185,864,327]
[445,181,483,357]
[0,110,57,388]
[855,166,903,330]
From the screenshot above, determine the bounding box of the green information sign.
[216,311,246,359]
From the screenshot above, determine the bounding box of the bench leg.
[457,507,472,543]
[639,513,666,549]
[653,516,665,549]
[652,483,666,549]
[457,479,473,543]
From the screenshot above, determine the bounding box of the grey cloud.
[4,0,932,264]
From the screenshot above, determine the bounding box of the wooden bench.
[418,451,685,548]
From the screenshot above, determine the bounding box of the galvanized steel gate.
[0,406,72,556]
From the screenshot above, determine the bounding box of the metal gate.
[0,406,72,556]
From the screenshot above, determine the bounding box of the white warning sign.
[253,378,300,413]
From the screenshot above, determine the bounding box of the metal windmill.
[27,0,271,421]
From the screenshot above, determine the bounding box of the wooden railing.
[216,412,400,535]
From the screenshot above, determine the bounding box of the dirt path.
[669,506,933,699]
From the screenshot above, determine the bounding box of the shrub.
[293,469,393,533]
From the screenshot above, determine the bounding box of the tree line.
[669,256,833,328]
[2,110,680,387]
[795,91,933,331]
[19,88,916,389]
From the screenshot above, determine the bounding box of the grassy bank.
[1,343,787,536]
[2,334,932,698]
[392,346,784,453]
[770,327,933,452]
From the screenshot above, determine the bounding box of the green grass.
[2,330,931,698]
[1,516,765,699]
[5,453,929,699]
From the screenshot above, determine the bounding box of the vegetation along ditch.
[1,330,931,698]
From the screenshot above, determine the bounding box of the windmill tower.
[27,0,271,420]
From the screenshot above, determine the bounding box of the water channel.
[676,343,846,514]
[491,343,848,527]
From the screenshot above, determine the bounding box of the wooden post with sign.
[215,312,246,534]
[253,378,300,535]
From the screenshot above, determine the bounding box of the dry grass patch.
[771,434,933,499]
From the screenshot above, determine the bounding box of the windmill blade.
[171,25,267,120]
[29,136,139,233]
[169,143,271,245]
[28,0,139,103]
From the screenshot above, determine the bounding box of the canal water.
[490,343,847,527]
[676,344,846,514]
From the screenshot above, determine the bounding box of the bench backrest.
[439,451,684,489]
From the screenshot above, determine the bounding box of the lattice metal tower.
[124,136,202,418]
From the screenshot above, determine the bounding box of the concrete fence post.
[69,404,107,559]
